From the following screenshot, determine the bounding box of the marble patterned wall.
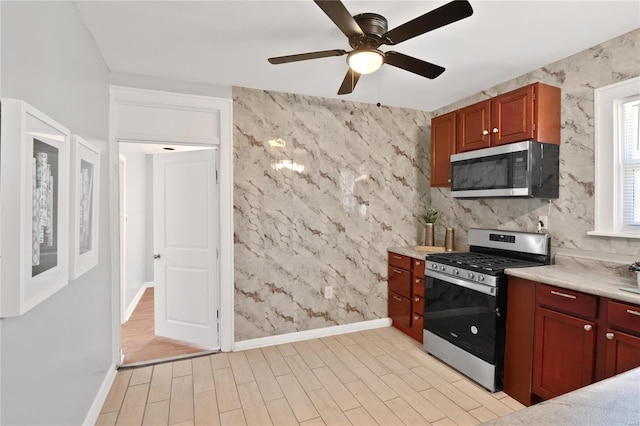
[430,29,640,257]
[233,89,430,340]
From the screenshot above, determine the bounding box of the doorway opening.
[119,141,220,366]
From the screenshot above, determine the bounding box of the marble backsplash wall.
[430,29,640,257]
[233,88,430,341]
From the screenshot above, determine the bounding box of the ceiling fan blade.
[385,51,445,79]
[268,49,347,64]
[314,0,364,38]
[383,0,473,45]
[338,68,361,95]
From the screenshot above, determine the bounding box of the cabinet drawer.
[388,266,411,298]
[608,300,640,334]
[412,295,424,316]
[413,259,426,278]
[388,253,411,270]
[389,292,411,328]
[413,277,425,298]
[411,313,424,339]
[537,284,597,319]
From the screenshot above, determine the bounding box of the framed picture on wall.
[0,98,71,317]
[69,135,100,279]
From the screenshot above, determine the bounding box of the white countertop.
[505,264,640,305]
[483,367,640,425]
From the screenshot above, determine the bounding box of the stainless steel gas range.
[423,228,551,392]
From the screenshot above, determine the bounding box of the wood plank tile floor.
[122,288,214,365]
[98,326,525,425]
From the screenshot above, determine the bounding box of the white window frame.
[589,76,640,239]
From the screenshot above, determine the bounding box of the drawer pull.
[606,332,615,340]
[393,255,402,260]
[415,279,420,283]
[392,295,402,302]
[626,309,640,317]
[584,324,592,331]
[414,315,419,320]
[550,290,576,299]
[415,298,419,302]
[393,269,403,274]
[415,261,422,266]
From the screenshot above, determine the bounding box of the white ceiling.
[75,1,640,111]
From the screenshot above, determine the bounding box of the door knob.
[153,254,161,259]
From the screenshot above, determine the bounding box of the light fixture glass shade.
[347,49,384,74]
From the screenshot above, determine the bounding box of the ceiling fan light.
[347,49,384,74]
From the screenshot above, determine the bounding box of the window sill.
[588,230,640,239]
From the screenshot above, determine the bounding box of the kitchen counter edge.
[505,264,640,305]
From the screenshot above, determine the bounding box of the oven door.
[424,270,501,364]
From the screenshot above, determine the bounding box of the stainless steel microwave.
[450,141,559,199]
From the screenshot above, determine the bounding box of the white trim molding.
[122,281,154,324]
[590,76,640,239]
[233,318,392,352]
[82,363,117,426]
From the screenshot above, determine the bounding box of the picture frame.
[69,135,100,279]
[0,98,70,317]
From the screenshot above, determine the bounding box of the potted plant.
[629,262,640,289]
[421,208,439,246]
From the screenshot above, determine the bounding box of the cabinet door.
[430,111,456,187]
[533,307,596,400]
[491,85,534,146]
[457,100,492,152]
[411,313,424,343]
[388,266,411,298]
[389,292,411,328]
[604,328,640,378]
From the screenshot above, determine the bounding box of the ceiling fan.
[268,0,474,95]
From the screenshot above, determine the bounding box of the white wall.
[0,2,112,424]
[111,72,231,99]
[119,144,151,312]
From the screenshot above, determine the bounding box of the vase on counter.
[424,223,434,246]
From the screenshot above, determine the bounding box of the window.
[590,77,640,238]
[621,96,640,228]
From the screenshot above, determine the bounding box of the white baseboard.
[233,318,392,351]
[83,363,117,426]
[123,281,154,323]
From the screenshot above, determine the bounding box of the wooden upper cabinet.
[457,99,492,152]
[456,82,561,153]
[430,111,457,187]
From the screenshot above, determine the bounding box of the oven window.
[424,277,498,363]
[452,155,510,190]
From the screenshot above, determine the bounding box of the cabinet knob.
[482,130,489,135]
[447,179,451,183]
[492,127,499,133]
[606,332,615,340]
[415,297,419,302]
[584,324,593,331]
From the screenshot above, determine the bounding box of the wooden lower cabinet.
[604,328,640,377]
[503,276,536,406]
[387,252,425,342]
[505,279,640,405]
[532,307,596,400]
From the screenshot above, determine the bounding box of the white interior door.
[153,148,218,348]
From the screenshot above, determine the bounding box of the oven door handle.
[425,270,497,296]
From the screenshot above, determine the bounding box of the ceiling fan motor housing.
[350,13,388,49]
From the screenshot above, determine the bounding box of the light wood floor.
[122,288,214,365]
[99,326,525,425]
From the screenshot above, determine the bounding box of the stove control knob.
[468,272,474,280]
[431,264,438,270]
[453,268,459,275]
[478,275,485,282]
[440,265,446,272]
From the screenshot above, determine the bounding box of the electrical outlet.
[538,215,549,230]
[324,286,334,299]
